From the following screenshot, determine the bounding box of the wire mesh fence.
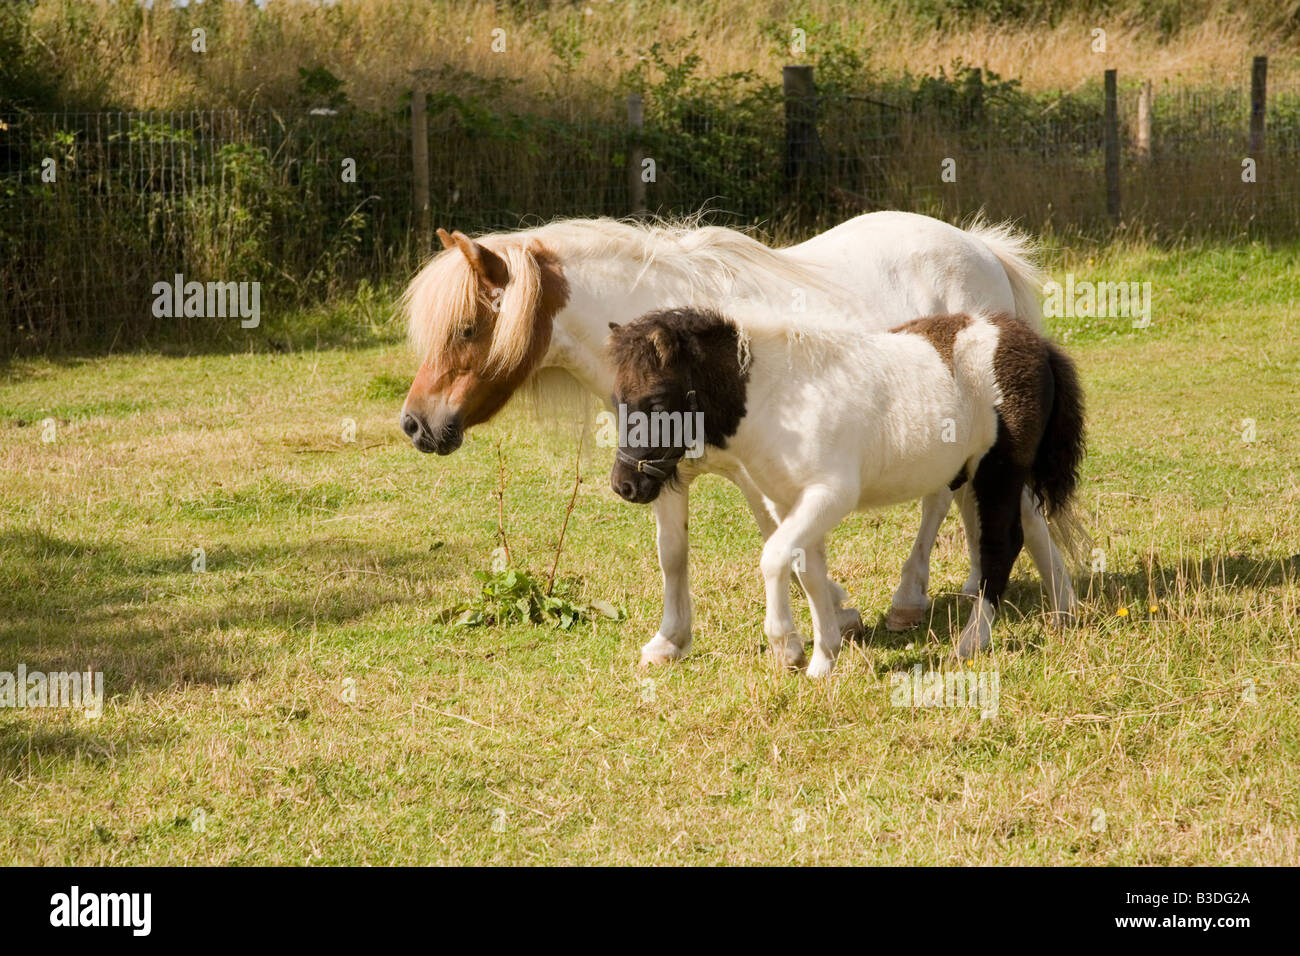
[2,58,1297,354]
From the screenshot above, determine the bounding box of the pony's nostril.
[617,481,637,500]
[401,413,420,438]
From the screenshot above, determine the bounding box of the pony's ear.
[649,326,675,367]
[436,228,455,250]
[450,230,509,289]
[608,322,620,333]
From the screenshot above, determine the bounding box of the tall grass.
[5,0,1300,113]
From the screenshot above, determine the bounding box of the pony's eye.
[461,325,476,340]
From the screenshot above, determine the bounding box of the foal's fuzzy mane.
[402,216,855,373]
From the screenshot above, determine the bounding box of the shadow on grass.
[0,718,181,781]
[0,526,474,698]
[856,551,1299,671]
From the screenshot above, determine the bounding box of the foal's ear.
[436,228,455,250]
[649,326,675,366]
[450,230,510,289]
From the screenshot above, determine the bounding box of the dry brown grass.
[21,1,1300,112]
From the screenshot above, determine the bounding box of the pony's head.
[606,308,749,504]
[399,228,569,454]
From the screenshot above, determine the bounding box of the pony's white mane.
[402,216,857,370]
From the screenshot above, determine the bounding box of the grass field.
[1,240,1298,865]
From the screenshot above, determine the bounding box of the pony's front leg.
[760,486,853,674]
[798,545,845,679]
[887,489,953,631]
[640,479,694,666]
[727,467,863,640]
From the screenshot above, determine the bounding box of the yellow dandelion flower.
[1117,607,1129,617]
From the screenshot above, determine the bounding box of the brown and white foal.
[609,306,1085,674]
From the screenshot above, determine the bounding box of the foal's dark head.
[606,308,749,504]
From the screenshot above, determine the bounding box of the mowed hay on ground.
[0,241,1297,865]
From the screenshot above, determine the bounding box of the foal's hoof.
[806,654,836,679]
[837,607,866,642]
[953,624,991,660]
[885,604,926,632]
[771,638,807,671]
[639,634,689,667]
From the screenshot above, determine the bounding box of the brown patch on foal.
[891,313,971,372]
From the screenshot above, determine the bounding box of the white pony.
[399,212,1078,666]
[608,307,1086,674]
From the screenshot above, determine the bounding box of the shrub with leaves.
[453,568,622,631]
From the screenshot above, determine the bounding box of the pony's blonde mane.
[402,240,546,374]
[402,216,857,374]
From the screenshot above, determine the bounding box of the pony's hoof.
[837,607,865,641]
[1044,608,1075,629]
[885,604,926,631]
[639,634,689,667]
[953,626,991,660]
[771,638,807,671]
[806,654,835,679]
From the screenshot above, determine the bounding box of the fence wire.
[2,62,1297,353]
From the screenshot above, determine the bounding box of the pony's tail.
[1032,342,1086,528]
[967,218,1044,333]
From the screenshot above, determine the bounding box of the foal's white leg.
[760,486,853,674]
[886,490,952,631]
[956,595,997,659]
[640,481,694,666]
[799,545,846,679]
[727,467,862,639]
[956,486,984,596]
[1020,488,1076,624]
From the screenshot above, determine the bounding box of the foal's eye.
[461,325,476,340]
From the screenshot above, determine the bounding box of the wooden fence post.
[783,65,818,187]
[627,92,646,217]
[1136,79,1153,162]
[410,85,431,247]
[1249,55,1267,154]
[1103,68,1120,220]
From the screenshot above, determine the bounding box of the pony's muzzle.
[610,462,662,504]
[401,409,463,455]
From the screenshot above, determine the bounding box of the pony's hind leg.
[886,489,953,631]
[640,480,695,666]
[956,453,1028,660]
[1020,488,1076,624]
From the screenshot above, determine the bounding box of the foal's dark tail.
[1032,342,1086,522]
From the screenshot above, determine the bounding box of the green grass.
[1,241,1297,865]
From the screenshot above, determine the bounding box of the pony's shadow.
[850,551,1298,671]
[0,527,475,699]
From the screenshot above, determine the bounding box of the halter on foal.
[608,306,1085,675]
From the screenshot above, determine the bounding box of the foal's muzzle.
[401,410,463,455]
[611,451,679,504]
